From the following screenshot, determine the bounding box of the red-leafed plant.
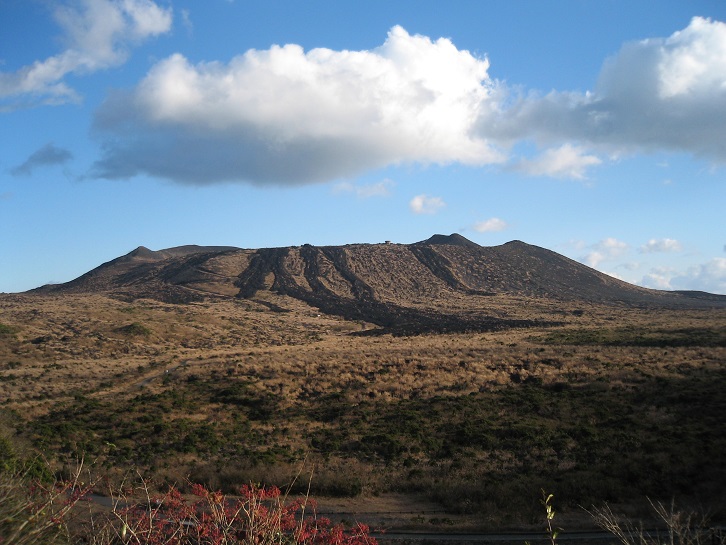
[108,479,377,545]
[0,459,377,545]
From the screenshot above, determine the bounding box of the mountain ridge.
[31,234,726,334]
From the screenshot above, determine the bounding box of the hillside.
[33,234,725,335]
[2,234,725,528]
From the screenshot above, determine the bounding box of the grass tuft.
[117,322,152,337]
[0,322,17,336]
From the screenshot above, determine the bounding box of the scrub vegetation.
[1,293,725,530]
[1,238,725,535]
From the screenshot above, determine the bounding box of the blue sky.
[1,0,726,295]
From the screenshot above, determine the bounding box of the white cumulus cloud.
[0,0,172,110]
[333,179,394,198]
[657,17,726,99]
[640,260,726,295]
[670,258,726,294]
[582,238,629,268]
[91,26,504,185]
[480,16,726,165]
[73,16,726,186]
[639,238,683,253]
[640,269,675,290]
[474,217,508,232]
[410,194,445,215]
[511,144,601,180]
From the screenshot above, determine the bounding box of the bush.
[0,434,17,473]
[0,467,378,545]
[0,322,17,338]
[101,479,378,545]
[117,322,152,337]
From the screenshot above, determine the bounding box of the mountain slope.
[33,235,726,333]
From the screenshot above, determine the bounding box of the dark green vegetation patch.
[532,326,726,347]
[116,322,152,337]
[0,322,17,336]
[28,364,726,517]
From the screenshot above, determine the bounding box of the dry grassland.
[1,291,725,528]
[1,292,722,410]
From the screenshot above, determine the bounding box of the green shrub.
[0,322,17,336]
[0,434,17,473]
[117,322,151,337]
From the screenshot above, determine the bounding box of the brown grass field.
[2,288,725,531]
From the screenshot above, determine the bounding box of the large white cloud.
[0,0,172,109]
[92,26,504,185]
[482,16,726,164]
[91,17,726,186]
[3,12,725,184]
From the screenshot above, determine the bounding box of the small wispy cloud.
[11,143,73,176]
[639,238,682,253]
[473,217,507,232]
[674,258,726,294]
[181,9,193,34]
[410,194,445,215]
[582,237,629,268]
[640,259,726,294]
[333,179,394,198]
[0,0,172,110]
[511,144,601,180]
[640,268,676,290]
[618,262,641,272]
[601,270,625,281]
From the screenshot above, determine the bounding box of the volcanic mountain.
[33,234,726,335]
